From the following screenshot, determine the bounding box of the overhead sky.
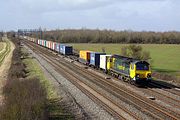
[0,0,180,31]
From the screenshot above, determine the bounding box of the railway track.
[23,41,137,119]
[146,84,180,107]
[23,40,180,120]
[149,81,180,96]
[86,65,180,108]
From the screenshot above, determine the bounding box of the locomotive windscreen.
[136,62,149,70]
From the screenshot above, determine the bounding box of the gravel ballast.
[24,45,116,120]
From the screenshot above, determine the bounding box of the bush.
[1,78,47,120]
[121,45,151,60]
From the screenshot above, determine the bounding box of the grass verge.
[22,46,73,119]
[0,37,73,120]
[0,40,11,66]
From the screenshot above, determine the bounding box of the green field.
[70,43,180,76]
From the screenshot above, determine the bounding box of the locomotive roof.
[131,60,150,65]
[111,54,149,64]
[111,54,138,61]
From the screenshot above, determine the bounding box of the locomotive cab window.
[136,62,149,70]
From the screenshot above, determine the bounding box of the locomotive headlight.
[147,73,151,78]
[136,74,140,78]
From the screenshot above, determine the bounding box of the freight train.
[22,36,152,84]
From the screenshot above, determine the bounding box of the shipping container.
[44,40,46,47]
[47,41,51,49]
[100,55,112,72]
[40,40,42,46]
[55,43,60,52]
[52,42,56,50]
[48,41,50,48]
[46,41,49,48]
[42,40,44,46]
[60,44,73,55]
[41,40,43,46]
[90,52,106,68]
[43,40,45,47]
[49,41,51,49]
[50,41,53,50]
[38,39,40,45]
[79,50,92,64]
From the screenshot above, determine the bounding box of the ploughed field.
[70,44,180,76]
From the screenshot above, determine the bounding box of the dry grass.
[0,37,73,120]
[0,38,48,120]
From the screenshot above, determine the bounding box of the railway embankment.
[0,37,74,120]
[0,39,11,66]
[0,37,14,106]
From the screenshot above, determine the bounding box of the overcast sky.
[0,0,180,31]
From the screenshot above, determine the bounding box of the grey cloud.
[11,0,119,13]
[0,0,179,31]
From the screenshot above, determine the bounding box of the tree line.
[29,29,180,44]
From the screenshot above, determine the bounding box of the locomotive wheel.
[130,79,135,85]
[122,76,126,82]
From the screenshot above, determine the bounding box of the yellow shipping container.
[79,50,92,61]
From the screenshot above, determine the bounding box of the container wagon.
[46,41,49,48]
[42,40,44,47]
[40,40,42,46]
[52,42,56,51]
[38,39,40,45]
[100,55,112,73]
[60,44,73,55]
[55,43,60,53]
[79,50,92,65]
[90,52,106,68]
[43,40,46,47]
[47,41,51,49]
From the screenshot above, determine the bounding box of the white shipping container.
[46,41,48,47]
[52,42,56,50]
[100,55,112,70]
[47,41,50,48]
[46,41,49,48]
[38,39,40,45]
